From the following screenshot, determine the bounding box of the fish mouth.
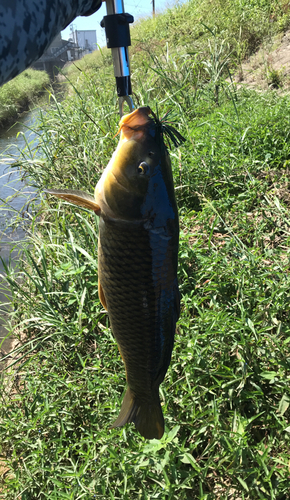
[115,107,152,142]
[119,107,151,130]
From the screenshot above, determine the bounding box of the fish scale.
[99,215,178,407]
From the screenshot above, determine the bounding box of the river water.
[0,109,40,361]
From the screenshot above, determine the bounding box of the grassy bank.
[0,68,50,129]
[1,0,290,498]
[65,0,290,84]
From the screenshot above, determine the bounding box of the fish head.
[95,107,176,223]
[95,107,163,220]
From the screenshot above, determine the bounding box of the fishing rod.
[101,0,135,117]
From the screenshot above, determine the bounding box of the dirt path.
[235,29,290,89]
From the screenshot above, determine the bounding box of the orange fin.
[45,189,101,214]
[98,280,107,310]
[110,386,164,440]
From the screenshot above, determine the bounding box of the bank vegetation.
[0,68,50,129]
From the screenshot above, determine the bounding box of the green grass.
[0,68,50,127]
[1,0,290,498]
[64,0,290,84]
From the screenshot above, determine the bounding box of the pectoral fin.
[98,280,107,310]
[45,189,101,214]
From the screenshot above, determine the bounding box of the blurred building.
[75,30,97,55]
[32,31,85,78]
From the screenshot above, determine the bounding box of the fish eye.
[137,162,148,175]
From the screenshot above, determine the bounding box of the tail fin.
[110,387,164,440]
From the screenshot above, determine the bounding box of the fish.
[46,106,184,439]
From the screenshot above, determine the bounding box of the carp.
[47,107,184,439]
